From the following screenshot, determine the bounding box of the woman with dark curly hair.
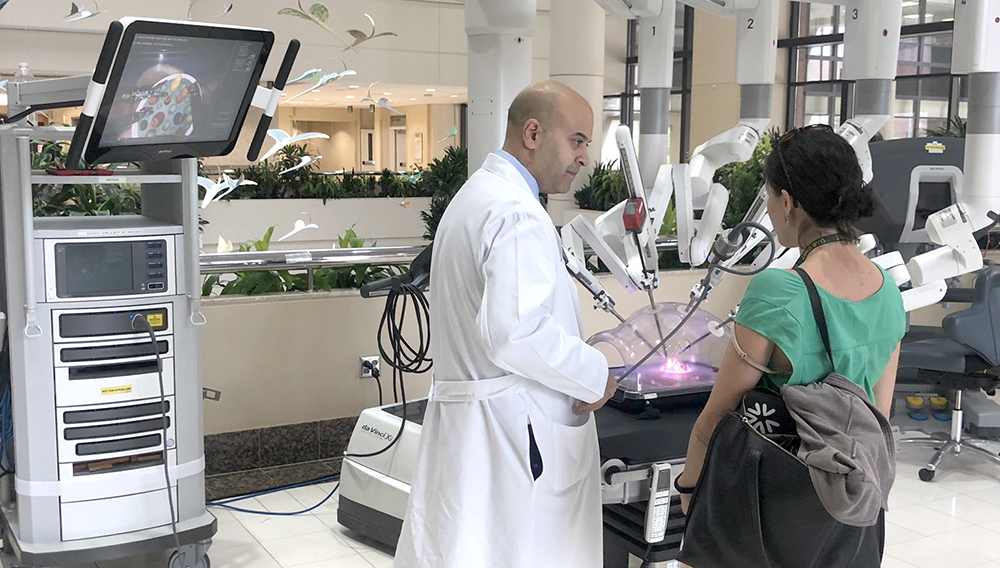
[675,125,906,565]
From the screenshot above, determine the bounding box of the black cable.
[639,541,654,568]
[131,315,182,556]
[344,283,431,459]
[709,221,778,277]
[363,360,384,407]
[0,100,85,124]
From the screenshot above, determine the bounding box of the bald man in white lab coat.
[393,82,617,568]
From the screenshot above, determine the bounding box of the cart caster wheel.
[168,551,210,568]
[919,468,936,482]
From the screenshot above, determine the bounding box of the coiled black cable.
[344,282,432,459]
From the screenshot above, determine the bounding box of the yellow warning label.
[146,313,164,328]
[101,386,133,396]
[925,142,946,154]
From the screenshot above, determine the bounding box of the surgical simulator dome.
[589,303,731,400]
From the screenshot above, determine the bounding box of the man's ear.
[523,119,541,150]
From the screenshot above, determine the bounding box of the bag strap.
[793,268,835,371]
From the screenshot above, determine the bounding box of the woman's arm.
[677,324,774,513]
[872,343,901,418]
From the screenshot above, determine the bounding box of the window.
[782,1,961,138]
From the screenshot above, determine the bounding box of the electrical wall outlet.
[360,356,380,379]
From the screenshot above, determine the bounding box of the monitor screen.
[60,243,134,296]
[914,181,953,231]
[84,20,273,163]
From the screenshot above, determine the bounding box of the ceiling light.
[450,94,459,98]
[280,92,287,97]
[426,88,436,92]
[410,97,417,101]
[346,95,355,99]
[349,85,359,89]
[904,14,920,18]
[383,92,392,96]
[901,1,918,6]
[314,98,322,101]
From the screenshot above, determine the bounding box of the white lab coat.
[393,153,610,568]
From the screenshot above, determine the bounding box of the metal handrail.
[198,240,681,275]
[199,245,426,274]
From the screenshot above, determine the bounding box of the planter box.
[199,197,432,251]
[561,208,605,227]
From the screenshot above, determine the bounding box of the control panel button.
[148,283,165,291]
[147,252,163,259]
[146,241,164,249]
[147,262,163,269]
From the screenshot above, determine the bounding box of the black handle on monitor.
[66,20,123,170]
[247,39,300,162]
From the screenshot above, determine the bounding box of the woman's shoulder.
[744,268,804,303]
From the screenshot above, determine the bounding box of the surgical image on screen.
[103,33,263,147]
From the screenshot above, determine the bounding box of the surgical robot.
[339,1,1000,565]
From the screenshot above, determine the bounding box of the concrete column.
[466,0,536,174]
[549,0,606,225]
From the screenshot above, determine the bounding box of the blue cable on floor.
[206,473,341,516]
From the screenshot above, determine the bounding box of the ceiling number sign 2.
[748,18,754,29]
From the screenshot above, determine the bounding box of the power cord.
[362,360,384,407]
[639,541,653,568]
[0,328,13,478]
[130,315,181,556]
[344,282,432,460]
[207,479,340,516]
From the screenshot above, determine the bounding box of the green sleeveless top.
[733,267,906,402]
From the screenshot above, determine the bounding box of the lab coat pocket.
[537,415,599,492]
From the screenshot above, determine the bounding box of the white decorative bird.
[437,126,459,144]
[187,0,233,20]
[360,82,403,115]
[286,68,322,85]
[283,69,356,103]
[278,218,320,242]
[257,129,330,163]
[279,155,322,175]
[65,1,102,22]
[343,14,398,52]
[197,173,257,209]
[0,80,7,92]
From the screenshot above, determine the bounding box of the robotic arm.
[693,0,905,299]
[568,0,778,316]
[872,0,1000,311]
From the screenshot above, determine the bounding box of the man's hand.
[574,372,618,415]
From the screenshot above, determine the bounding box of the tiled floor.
[5,430,1000,567]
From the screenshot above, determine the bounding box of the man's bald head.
[505,81,590,142]
[501,81,593,195]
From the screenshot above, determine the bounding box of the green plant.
[927,116,967,139]
[575,161,629,212]
[715,129,779,230]
[202,226,406,296]
[30,141,143,217]
[420,146,469,240]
